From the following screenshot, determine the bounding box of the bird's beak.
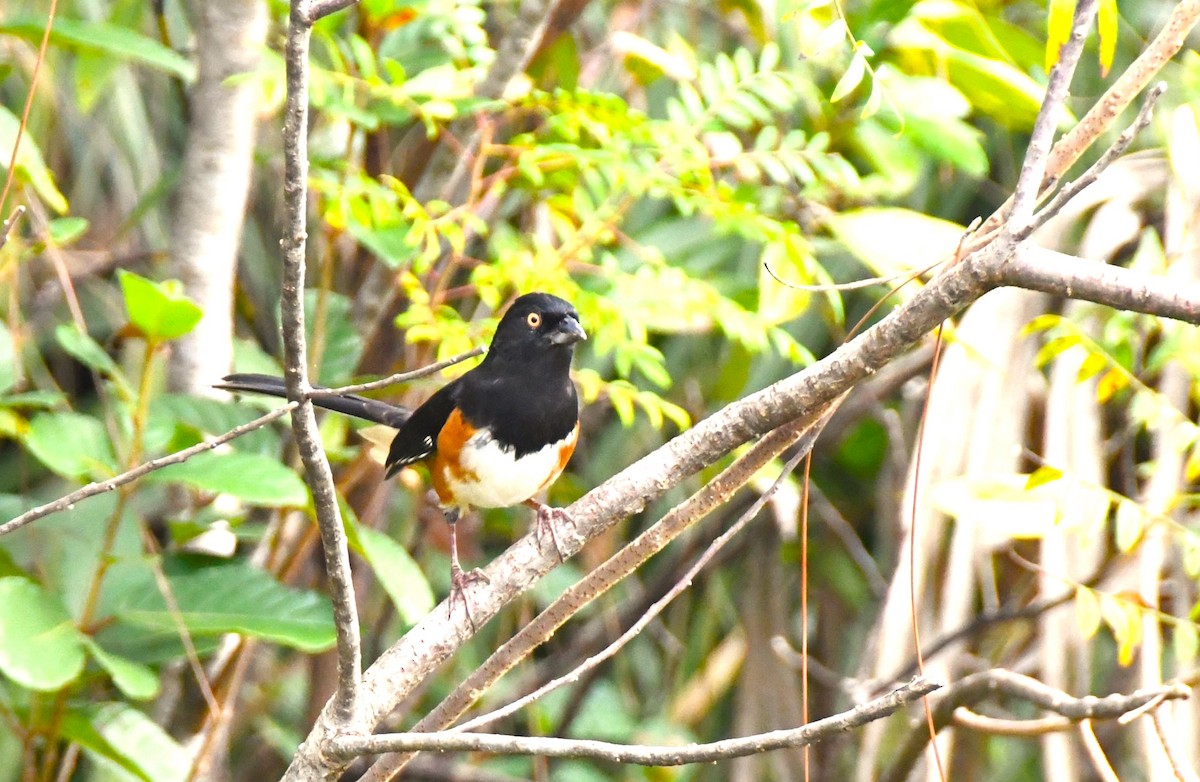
[549,315,587,345]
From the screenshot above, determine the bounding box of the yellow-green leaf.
[1025,465,1063,490]
[1114,499,1144,552]
[1075,351,1108,383]
[1045,0,1074,73]
[1097,0,1118,77]
[1173,622,1199,666]
[1075,586,1101,639]
[1096,367,1128,403]
[831,48,867,102]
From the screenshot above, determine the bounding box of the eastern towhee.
[218,292,586,620]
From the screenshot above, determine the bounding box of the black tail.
[217,373,411,428]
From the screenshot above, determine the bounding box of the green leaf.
[24,411,119,479]
[85,640,160,701]
[0,577,87,691]
[55,323,121,379]
[147,451,309,508]
[0,105,68,213]
[48,216,90,246]
[0,17,196,81]
[79,702,189,782]
[117,270,204,342]
[59,707,155,782]
[111,557,336,652]
[356,526,436,627]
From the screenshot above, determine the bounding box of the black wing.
[384,380,461,477]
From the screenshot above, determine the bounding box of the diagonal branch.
[1006,0,1097,234]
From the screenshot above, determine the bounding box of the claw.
[526,500,575,562]
[448,564,490,631]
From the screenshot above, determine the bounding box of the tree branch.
[0,407,292,537]
[280,1,361,727]
[328,677,940,765]
[1031,81,1167,233]
[1006,0,1096,233]
[880,670,1192,782]
[1004,246,1200,323]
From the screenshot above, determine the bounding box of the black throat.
[456,348,579,458]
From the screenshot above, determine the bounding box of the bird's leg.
[524,499,575,562]
[444,507,488,630]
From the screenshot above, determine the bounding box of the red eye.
[527,312,542,328]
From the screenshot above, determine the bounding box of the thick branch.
[280,3,361,726]
[1005,247,1200,323]
[328,678,939,765]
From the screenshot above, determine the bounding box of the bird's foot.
[448,564,490,631]
[530,501,575,562]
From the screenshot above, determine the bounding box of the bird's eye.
[526,312,542,329]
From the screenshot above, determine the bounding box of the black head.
[486,292,586,366]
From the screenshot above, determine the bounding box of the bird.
[217,292,587,623]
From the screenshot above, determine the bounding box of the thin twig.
[880,670,1191,782]
[952,707,1071,736]
[0,407,292,537]
[1031,82,1167,233]
[1006,0,1097,234]
[1150,708,1200,782]
[280,1,361,726]
[1079,719,1121,782]
[0,0,57,220]
[333,346,484,395]
[0,206,25,251]
[300,0,360,24]
[329,677,939,763]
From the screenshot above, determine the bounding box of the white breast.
[446,429,574,509]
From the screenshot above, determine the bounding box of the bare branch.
[280,2,361,726]
[881,670,1192,782]
[328,677,940,764]
[964,0,1200,254]
[1079,719,1121,782]
[952,708,1071,736]
[1031,82,1167,232]
[1004,246,1200,323]
[1007,0,1097,233]
[0,406,292,537]
[333,347,484,396]
[300,0,359,24]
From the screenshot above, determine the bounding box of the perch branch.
[329,677,939,764]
